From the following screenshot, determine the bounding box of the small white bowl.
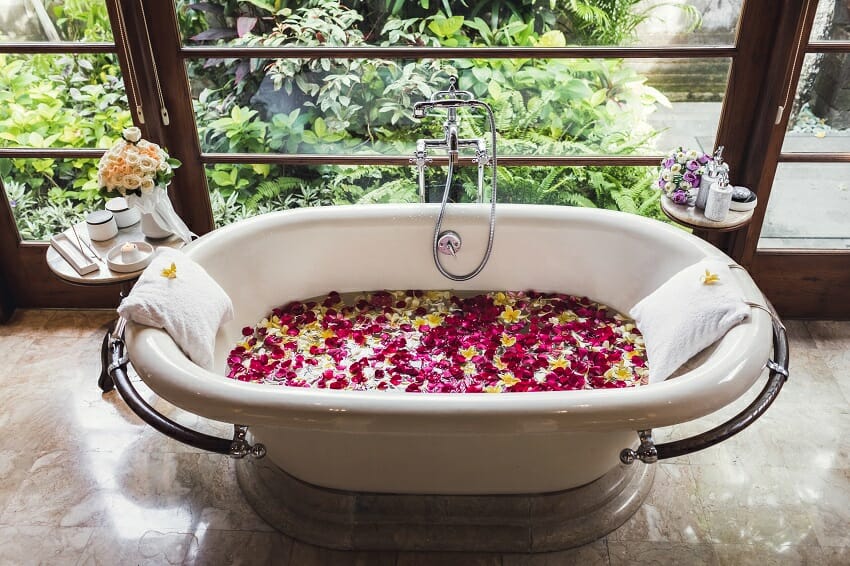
[107,241,154,273]
[730,186,758,212]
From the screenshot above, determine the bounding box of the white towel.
[629,259,750,383]
[118,248,233,370]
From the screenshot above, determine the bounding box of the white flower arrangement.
[97,127,180,196]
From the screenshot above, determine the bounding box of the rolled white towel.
[118,247,233,370]
[629,259,750,383]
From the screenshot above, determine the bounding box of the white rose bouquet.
[98,127,180,196]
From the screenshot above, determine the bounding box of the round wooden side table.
[46,220,184,391]
[660,196,754,232]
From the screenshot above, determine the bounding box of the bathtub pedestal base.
[235,457,655,553]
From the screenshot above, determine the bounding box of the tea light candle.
[120,242,138,262]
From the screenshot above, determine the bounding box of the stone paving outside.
[648,102,850,250]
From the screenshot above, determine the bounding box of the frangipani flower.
[702,270,720,285]
[160,262,177,279]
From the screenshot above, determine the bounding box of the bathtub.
[120,203,780,498]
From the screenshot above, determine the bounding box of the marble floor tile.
[0,525,93,566]
[502,539,610,565]
[788,467,850,548]
[290,540,397,566]
[702,503,819,547]
[10,335,104,383]
[608,541,718,565]
[0,335,35,379]
[805,320,850,347]
[0,309,53,337]
[780,340,849,406]
[1,450,162,529]
[396,550,500,566]
[691,463,801,510]
[712,543,827,566]
[820,545,850,565]
[609,464,711,544]
[184,529,293,565]
[0,450,40,519]
[78,527,196,566]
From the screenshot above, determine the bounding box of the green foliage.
[207,165,335,227]
[5,0,694,238]
[187,0,675,219]
[558,0,701,45]
[46,0,112,42]
[0,51,131,237]
[3,179,88,241]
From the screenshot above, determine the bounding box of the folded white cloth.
[118,248,233,370]
[629,259,750,383]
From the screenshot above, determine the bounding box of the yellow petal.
[499,373,520,387]
[701,269,719,285]
[461,346,477,360]
[160,262,177,279]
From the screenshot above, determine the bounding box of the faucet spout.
[446,122,459,164]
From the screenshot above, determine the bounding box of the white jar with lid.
[86,210,118,241]
[105,196,141,228]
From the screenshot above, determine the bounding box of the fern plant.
[246,177,303,208]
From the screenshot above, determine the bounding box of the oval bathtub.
[125,203,773,495]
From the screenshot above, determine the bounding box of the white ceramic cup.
[86,210,118,241]
[105,196,141,228]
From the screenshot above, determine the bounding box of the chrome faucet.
[411,76,493,203]
[411,76,498,282]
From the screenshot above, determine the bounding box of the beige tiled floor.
[0,310,848,565]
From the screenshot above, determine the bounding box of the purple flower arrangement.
[657,147,713,204]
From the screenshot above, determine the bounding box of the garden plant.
[2,0,703,238]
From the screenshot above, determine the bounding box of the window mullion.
[134,0,212,235]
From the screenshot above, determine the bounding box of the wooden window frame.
[4,0,848,318]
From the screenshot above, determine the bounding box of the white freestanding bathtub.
[124,203,776,498]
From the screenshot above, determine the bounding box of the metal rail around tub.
[620,303,789,464]
[106,320,266,459]
[106,310,787,465]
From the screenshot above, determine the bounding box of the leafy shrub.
[188,0,672,222]
[0,46,131,238]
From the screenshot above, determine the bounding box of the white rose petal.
[122,127,142,143]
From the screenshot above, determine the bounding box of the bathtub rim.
[125,203,773,433]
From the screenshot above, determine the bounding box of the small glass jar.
[86,210,118,241]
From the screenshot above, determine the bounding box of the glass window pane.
[1,157,105,241]
[0,0,112,42]
[206,163,665,228]
[190,57,728,158]
[809,0,850,42]
[758,163,850,249]
[177,0,738,48]
[784,53,850,153]
[0,54,132,149]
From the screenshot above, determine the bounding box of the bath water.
[226,290,647,392]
